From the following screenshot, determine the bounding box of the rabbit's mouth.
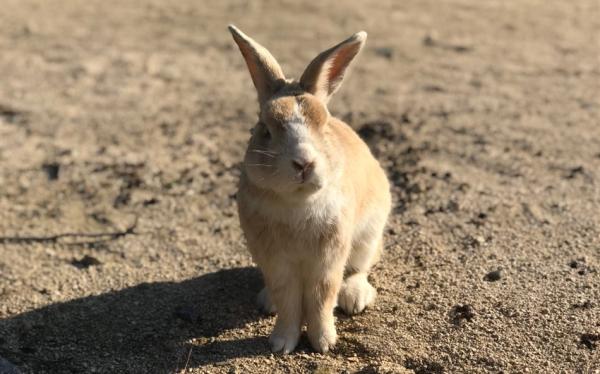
[297,169,313,184]
[296,183,322,196]
[295,172,323,193]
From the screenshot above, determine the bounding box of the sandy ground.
[0,0,599,373]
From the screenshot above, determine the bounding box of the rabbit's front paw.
[338,273,376,315]
[307,321,337,353]
[257,287,277,315]
[269,326,300,354]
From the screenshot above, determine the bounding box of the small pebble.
[42,163,60,181]
[484,270,502,282]
[580,333,600,350]
[71,255,102,269]
[450,304,475,325]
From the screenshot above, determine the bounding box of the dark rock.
[423,33,436,47]
[71,255,102,269]
[142,198,159,206]
[484,270,502,282]
[450,304,475,325]
[90,212,111,225]
[113,190,131,208]
[0,104,25,124]
[446,200,459,212]
[42,163,60,181]
[565,166,584,179]
[569,258,594,276]
[580,333,599,350]
[374,47,394,59]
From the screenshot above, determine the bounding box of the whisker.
[249,150,276,158]
[249,149,279,156]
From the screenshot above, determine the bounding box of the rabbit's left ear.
[228,25,286,104]
[300,31,367,103]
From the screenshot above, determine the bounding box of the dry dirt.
[1,1,599,373]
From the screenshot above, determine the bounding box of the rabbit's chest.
[258,206,343,260]
[239,190,345,251]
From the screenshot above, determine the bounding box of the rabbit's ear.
[228,25,286,103]
[300,31,367,103]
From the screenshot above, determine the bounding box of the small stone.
[484,270,502,282]
[565,166,585,179]
[71,255,102,269]
[450,304,475,325]
[374,47,394,59]
[113,191,131,208]
[143,198,159,206]
[580,333,600,350]
[42,163,60,181]
[423,30,439,46]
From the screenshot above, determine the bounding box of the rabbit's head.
[229,25,366,198]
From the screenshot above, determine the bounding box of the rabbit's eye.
[256,122,271,141]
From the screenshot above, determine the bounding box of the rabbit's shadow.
[0,267,267,373]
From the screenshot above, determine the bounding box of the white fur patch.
[287,102,309,146]
[244,184,344,230]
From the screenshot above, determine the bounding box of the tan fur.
[262,96,296,126]
[297,95,329,129]
[229,25,391,354]
[261,92,328,132]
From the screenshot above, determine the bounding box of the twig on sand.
[182,345,193,373]
[0,217,138,244]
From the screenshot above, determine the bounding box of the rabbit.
[228,25,391,354]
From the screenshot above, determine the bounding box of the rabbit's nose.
[292,158,315,177]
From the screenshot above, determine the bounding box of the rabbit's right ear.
[228,25,286,103]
